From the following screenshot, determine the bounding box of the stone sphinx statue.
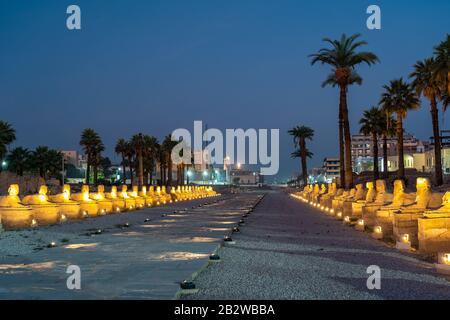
[127,185,146,208]
[418,192,450,254]
[361,180,394,229]
[89,185,113,214]
[49,184,83,220]
[351,182,376,219]
[22,185,62,225]
[105,186,126,212]
[118,185,136,210]
[71,185,99,217]
[393,178,443,247]
[320,183,336,208]
[342,184,365,217]
[139,186,154,207]
[0,184,34,230]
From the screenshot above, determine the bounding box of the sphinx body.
[350,182,377,220]
[22,185,62,226]
[49,184,83,220]
[342,184,365,217]
[319,183,336,208]
[392,178,443,247]
[139,186,154,207]
[0,184,34,230]
[332,188,354,216]
[361,180,394,230]
[90,185,113,214]
[71,185,99,217]
[418,192,450,253]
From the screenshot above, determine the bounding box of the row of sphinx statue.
[0,184,218,230]
[292,178,450,260]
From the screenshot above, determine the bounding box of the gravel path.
[0,193,261,299]
[182,191,450,300]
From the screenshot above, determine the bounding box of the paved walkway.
[0,194,261,299]
[183,191,450,300]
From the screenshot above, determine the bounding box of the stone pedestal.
[418,214,450,254]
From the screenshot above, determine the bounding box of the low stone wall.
[0,172,45,196]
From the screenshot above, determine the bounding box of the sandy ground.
[182,191,450,300]
[0,193,262,299]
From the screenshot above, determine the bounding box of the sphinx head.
[142,186,147,194]
[366,182,374,190]
[393,180,405,194]
[39,185,48,195]
[416,177,430,192]
[356,184,363,191]
[63,184,71,200]
[98,185,105,193]
[8,184,19,197]
[121,185,128,192]
[375,180,386,192]
[442,192,450,206]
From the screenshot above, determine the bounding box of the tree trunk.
[167,159,173,186]
[340,85,353,189]
[299,139,308,186]
[430,97,443,186]
[121,154,127,184]
[128,156,134,185]
[382,135,388,179]
[396,113,405,180]
[372,132,379,181]
[338,100,345,189]
[85,156,90,185]
[138,149,144,189]
[93,164,98,185]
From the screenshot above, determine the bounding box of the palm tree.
[0,121,16,170]
[434,34,450,94]
[162,135,178,186]
[359,107,384,180]
[321,70,362,187]
[143,135,158,185]
[92,142,105,184]
[288,126,314,186]
[31,146,51,178]
[7,147,30,176]
[124,140,135,185]
[290,148,313,186]
[79,128,103,184]
[410,58,444,185]
[310,33,379,189]
[115,138,128,184]
[380,79,420,180]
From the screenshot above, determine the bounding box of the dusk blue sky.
[1,0,450,181]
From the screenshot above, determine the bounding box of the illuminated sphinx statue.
[118,185,136,210]
[392,178,443,247]
[332,188,354,216]
[342,184,365,217]
[139,186,154,207]
[71,185,99,217]
[350,182,377,220]
[128,185,146,208]
[49,184,83,220]
[418,192,450,254]
[90,185,113,214]
[22,185,62,226]
[105,186,126,212]
[361,180,394,229]
[0,184,34,230]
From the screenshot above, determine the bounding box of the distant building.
[323,157,340,183]
[230,169,263,186]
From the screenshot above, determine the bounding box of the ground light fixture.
[180,280,195,290]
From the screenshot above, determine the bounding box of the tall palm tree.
[380,79,420,180]
[288,125,314,186]
[290,148,313,186]
[115,138,128,184]
[92,142,105,184]
[434,34,450,94]
[310,33,379,189]
[410,58,444,185]
[31,146,51,178]
[321,71,362,187]
[359,107,384,180]
[0,121,16,170]
[80,128,103,184]
[7,147,30,176]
